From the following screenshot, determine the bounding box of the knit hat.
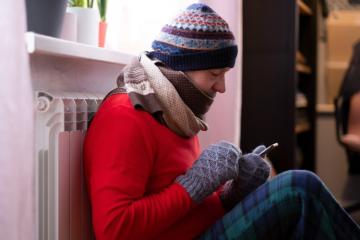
[148,3,238,71]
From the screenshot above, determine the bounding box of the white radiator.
[35,91,103,240]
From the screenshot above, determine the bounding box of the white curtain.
[106,0,195,53]
[0,0,35,239]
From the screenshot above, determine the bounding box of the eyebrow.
[210,68,229,74]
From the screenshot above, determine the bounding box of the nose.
[212,77,226,93]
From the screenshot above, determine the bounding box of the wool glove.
[176,140,242,203]
[220,145,271,211]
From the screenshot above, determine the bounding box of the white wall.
[0,1,35,239]
[198,0,243,148]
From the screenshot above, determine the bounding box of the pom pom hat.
[149,3,238,71]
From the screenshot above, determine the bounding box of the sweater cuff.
[174,182,201,210]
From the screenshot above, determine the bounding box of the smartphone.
[259,143,279,157]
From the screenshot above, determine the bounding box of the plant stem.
[97,0,108,21]
[68,0,86,7]
[87,0,94,8]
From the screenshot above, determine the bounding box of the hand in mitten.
[220,145,271,211]
[176,140,242,203]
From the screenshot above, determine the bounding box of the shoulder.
[95,94,156,128]
[87,94,159,142]
[85,94,158,156]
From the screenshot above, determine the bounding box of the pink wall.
[198,0,243,149]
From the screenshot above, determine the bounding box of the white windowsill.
[25,32,134,65]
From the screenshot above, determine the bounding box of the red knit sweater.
[83,94,224,240]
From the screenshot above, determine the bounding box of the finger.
[252,145,266,155]
[217,140,242,156]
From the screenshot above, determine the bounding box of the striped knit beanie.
[148,3,238,71]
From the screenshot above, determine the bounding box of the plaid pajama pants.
[199,170,360,240]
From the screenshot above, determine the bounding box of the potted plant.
[97,0,108,47]
[69,0,94,8]
[26,0,68,37]
[67,0,99,46]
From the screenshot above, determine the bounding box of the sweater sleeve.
[84,106,223,240]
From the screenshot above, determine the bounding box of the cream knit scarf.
[119,53,208,138]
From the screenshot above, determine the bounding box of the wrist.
[176,174,212,203]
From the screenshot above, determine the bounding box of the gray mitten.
[176,140,242,203]
[220,145,271,211]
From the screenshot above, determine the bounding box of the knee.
[285,170,324,194]
[291,169,320,180]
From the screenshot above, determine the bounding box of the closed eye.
[209,68,230,77]
[210,72,221,77]
[210,71,223,77]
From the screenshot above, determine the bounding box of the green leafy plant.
[69,0,94,8]
[97,0,108,21]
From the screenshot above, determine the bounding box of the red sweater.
[83,94,224,240]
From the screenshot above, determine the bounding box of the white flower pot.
[67,7,99,46]
[60,12,77,41]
